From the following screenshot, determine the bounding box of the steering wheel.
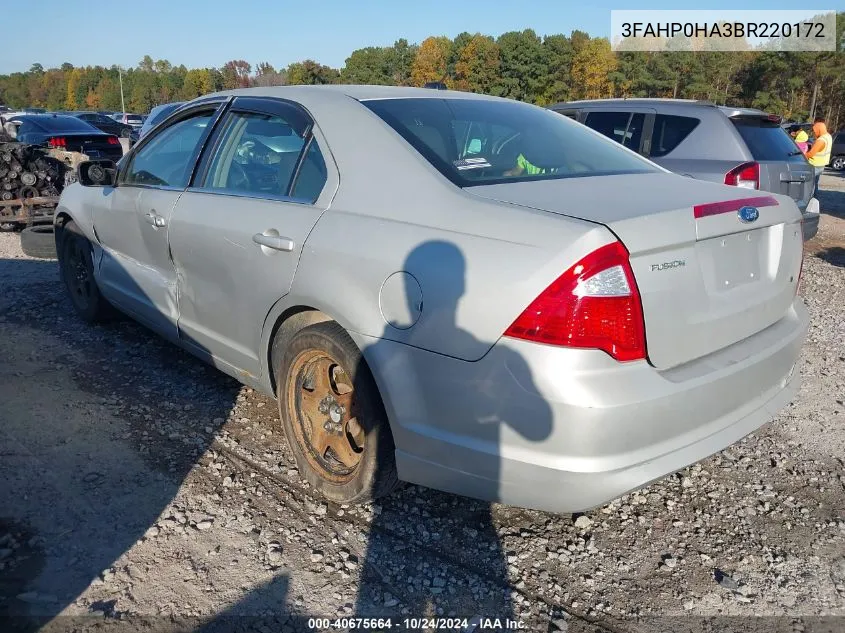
[227,160,251,191]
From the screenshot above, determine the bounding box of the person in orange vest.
[804,117,832,194]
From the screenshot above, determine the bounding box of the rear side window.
[583,111,644,151]
[835,133,845,144]
[732,118,804,161]
[649,115,700,157]
[364,98,656,187]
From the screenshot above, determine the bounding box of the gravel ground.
[0,175,843,633]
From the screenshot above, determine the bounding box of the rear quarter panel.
[278,93,618,362]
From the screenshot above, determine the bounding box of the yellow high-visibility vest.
[809,133,832,167]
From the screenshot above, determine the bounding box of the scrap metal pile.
[0,142,67,202]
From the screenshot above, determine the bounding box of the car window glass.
[31,116,96,132]
[364,98,656,187]
[732,118,804,162]
[584,111,632,145]
[650,114,700,158]
[203,111,307,197]
[290,139,327,202]
[123,112,213,188]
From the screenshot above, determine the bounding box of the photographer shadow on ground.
[350,240,554,627]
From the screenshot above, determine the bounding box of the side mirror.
[78,160,117,187]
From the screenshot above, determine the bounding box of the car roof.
[549,98,770,118]
[205,84,505,103]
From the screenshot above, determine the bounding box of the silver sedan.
[55,86,808,512]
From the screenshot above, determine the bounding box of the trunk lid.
[468,172,803,369]
[50,133,122,159]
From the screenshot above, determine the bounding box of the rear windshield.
[732,118,805,161]
[363,98,658,187]
[27,116,98,132]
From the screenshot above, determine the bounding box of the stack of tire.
[0,142,68,258]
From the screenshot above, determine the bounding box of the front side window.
[202,111,322,200]
[123,112,214,188]
[364,98,656,187]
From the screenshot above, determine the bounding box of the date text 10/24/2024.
[307,617,527,630]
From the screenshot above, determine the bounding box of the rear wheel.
[831,156,845,171]
[58,221,112,322]
[277,321,398,504]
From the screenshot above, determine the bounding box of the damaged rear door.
[168,97,338,377]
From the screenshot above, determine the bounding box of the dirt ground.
[0,175,843,633]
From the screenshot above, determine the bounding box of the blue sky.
[2,0,835,74]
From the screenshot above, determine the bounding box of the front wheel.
[58,221,113,323]
[277,321,399,504]
[831,156,845,171]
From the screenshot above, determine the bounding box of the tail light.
[47,137,66,148]
[724,161,759,189]
[106,136,119,145]
[504,241,646,362]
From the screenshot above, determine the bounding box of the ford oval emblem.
[738,206,759,223]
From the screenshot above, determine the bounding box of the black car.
[8,114,124,161]
[58,111,137,143]
[830,131,845,171]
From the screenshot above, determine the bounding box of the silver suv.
[550,99,819,240]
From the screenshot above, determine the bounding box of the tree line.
[1,16,843,128]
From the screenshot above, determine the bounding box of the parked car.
[830,130,845,171]
[110,112,146,129]
[55,86,807,512]
[6,114,123,162]
[137,101,185,140]
[57,111,138,144]
[551,99,819,241]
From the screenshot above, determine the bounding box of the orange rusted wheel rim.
[285,349,365,483]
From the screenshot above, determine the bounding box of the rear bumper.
[356,300,809,513]
[802,197,820,241]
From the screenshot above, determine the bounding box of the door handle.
[252,232,294,252]
[145,212,166,228]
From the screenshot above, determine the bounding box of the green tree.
[570,38,616,99]
[496,29,548,102]
[453,34,501,95]
[342,47,393,85]
[539,34,573,104]
[387,39,416,85]
[286,60,339,85]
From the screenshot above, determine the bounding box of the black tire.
[58,221,112,323]
[276,321,399,504]
[831,156,845,172]
[0,222,16,232]
[20,225,57,259]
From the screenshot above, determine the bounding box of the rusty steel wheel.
[286,350,365,482]
[277,321,399,504]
